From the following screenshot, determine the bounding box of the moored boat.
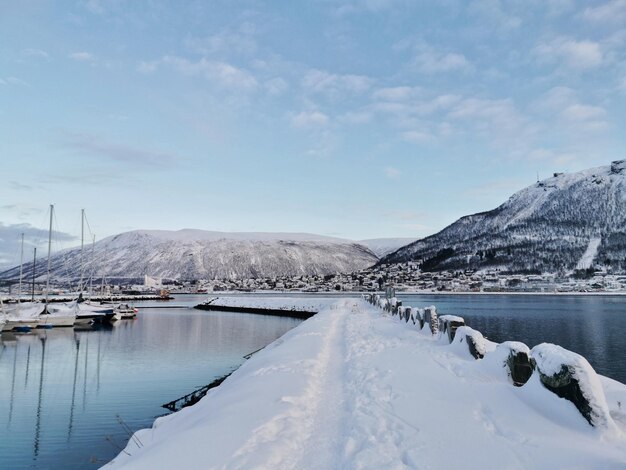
[2,302,42,331]
[115,303,138,319]
[39,301,77,328]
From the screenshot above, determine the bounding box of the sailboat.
[1,234,41,332]
[75,212,115,324]
[38,204,76,328]
[0,297,8,331]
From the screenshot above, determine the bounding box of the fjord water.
[0,295,301,469]
[399,293,626,384]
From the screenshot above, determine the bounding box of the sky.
[1,0,625,265]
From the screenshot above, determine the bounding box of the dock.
[193,303,316,319]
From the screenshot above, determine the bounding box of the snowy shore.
[107,299,626,469]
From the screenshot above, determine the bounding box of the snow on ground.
[107,299,626,469]
[577,237,602,270]
[204,296,337,312]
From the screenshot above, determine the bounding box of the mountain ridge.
[381,160,626,274]
[0,229,380,281]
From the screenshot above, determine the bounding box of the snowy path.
[108,299,626,469]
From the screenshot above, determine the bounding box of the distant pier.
[194,303,316,319]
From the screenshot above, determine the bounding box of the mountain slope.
[0,230,378,281]
[381,160,626,274]
[359,238,418,258]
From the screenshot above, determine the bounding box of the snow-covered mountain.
[382,160,626,274]
[359,238,418,258]
[0,229,378,281]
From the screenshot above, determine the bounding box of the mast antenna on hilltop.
[536,171,539,182]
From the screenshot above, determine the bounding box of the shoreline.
[187,290,626,297]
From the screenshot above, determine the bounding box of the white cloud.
[533,86,576,112]
[561,104,606,122]
[84,0,105,14]
[185,24,257,56]
[22,48,50,60]
[583,0,626,23]
[264,77,288,95]
[534,37,604,69]
[59,130,182,167]
[468,0,522,31]
[372,86,420,101]
[0,76,28,86]
[338,110,373,124]
[292,110,329,129]
[527,148,580,167]
[137,61,158,73]
[140,56,258,91]
[401,130,433,143]
[302,69,373,95]
[384,167,401,178]
[532,87,609,133]
[68,51,95,62]
[411,43,472,73]
[332,0,407,15]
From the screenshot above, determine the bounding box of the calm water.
[0,295,301,469]
[398,294,626,384]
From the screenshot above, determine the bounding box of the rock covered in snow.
[531,343,616,429]
[482,341,533,386]
[424,306,438,334]
[438,315,465,343]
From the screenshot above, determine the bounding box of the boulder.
[531,343,615,429]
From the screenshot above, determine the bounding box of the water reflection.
[399,294,626,383]
[0,305,300,469]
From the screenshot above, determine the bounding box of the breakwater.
[365,293,620,431]
[194,302,316,319]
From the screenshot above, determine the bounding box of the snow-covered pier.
[108,298,626,469]
[194,296,335,319]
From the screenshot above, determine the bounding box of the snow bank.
[531,343,618,431]
[108,299,626,469]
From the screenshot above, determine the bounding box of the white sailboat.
[39,204,76,328]
[75,212,113,324]
[2,302,43,332]
[0,297,7,331]
[1,234,41,332]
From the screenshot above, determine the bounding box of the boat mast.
[18,232,24,305]
[89,235,95,298]
[79,209,85,295]
[100,244,106,297]
[31,247,37,301]
[45,204,53,305]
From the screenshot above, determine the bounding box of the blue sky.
[1,0,625,260]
